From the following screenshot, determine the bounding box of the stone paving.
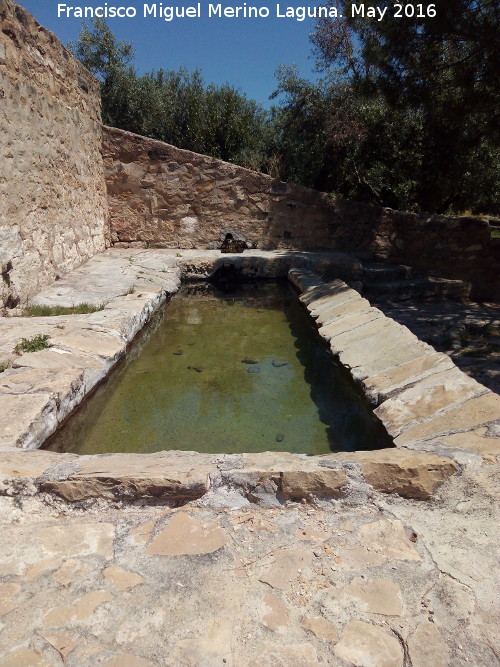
[0,249,499,666]
[0,457,498,666]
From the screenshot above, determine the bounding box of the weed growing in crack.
[14,334,50,354]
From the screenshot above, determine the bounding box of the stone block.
[374,367,488,437]
[330,449,458,499]
[341,577,404,616]
[222,452,347,500]
[395,392,500,445]
[362,351,455,404]
[302,280,357,308]
[145,512,226,556]
[350,341,434,382]
[311,296,370,326]
[0,393,58,449]
[11,348,106,373]
[357,518,421,561]
[408,622,450,667]
[0,367,87,421]
[307,289,363,315]
[0,450,73,477]
[40,451,214,501]
[334,620,404,667]
[301,616,338,642]
[281,469,346,499]
[425,428,500,462]
[48,329,125,361]
[102,566,144,591]
[322,309,388,345]
[339,323,418,369]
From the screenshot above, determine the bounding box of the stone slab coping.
[289,268,500,465]
[0,448,457,502]
[0,249,359,452]
[0,251,498,505]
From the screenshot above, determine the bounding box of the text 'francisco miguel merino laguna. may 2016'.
[57,3,438,22]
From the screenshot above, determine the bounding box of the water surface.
[45,280,392,455]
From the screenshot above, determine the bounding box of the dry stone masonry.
[103,126,499,302]
[0,0,108,310]
[0,0,497,310]
[102,126,338,252]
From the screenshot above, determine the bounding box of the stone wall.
[0,0,497,307]
[367,211,500,303]
[103,126,499,302]
[0,0,108,309]
[102,126,342,252]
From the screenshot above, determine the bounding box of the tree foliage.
[275,0,500,213]
[70,19,271,169]
[71,9,499,214]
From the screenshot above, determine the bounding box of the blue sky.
[20,1,321,106]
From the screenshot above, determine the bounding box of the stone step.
[362,263,413,284]
[365,277,471,302]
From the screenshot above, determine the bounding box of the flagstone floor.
[0,458,498,666]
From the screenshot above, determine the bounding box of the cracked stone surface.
[0,459,497,666]
[0,255,499,665]
[334,620,403,667]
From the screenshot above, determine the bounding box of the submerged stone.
[43,281,392,456]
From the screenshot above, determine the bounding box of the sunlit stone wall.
[0,0,108,308]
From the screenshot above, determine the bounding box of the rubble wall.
[103,126,499,301]
[0,0,108,308]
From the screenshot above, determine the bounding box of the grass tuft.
[22,302,105,317]
[14,334,50,354]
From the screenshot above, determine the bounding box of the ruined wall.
[103,126,499,302]
[0,0,107,308]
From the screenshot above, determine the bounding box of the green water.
[44,280,392,455]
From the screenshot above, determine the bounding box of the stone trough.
[0,249,499,506]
